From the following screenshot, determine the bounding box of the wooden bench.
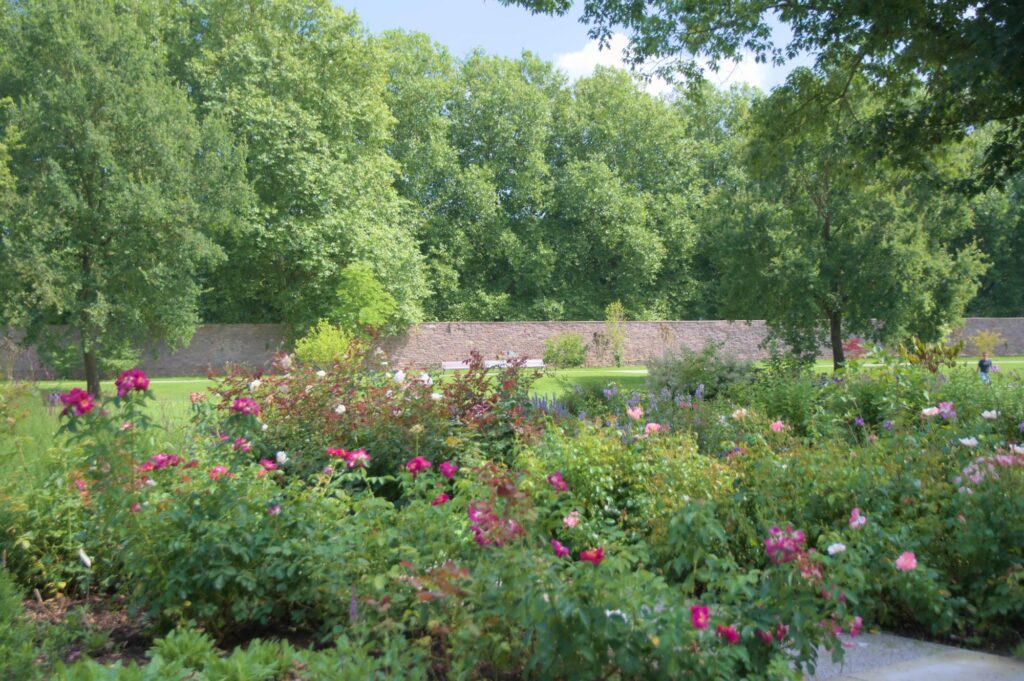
[441,359,544,370]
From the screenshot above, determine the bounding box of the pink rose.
[849,507,867,529]
[115,368,149,397]
[770,420,785,433]
[344,449,371,469]
[230,397,261,416]
[439,460,458,479]
[550,539,570,558]
[547,471,568,493]
[690,604,709,629]
[579,547,604,566]
[716,625,740,644]
[431,492,450,506]
[626,405,644,421]
[405,456,432,479]
[59,388,94,417]
[563,510,580,528]
[895,551,917,572]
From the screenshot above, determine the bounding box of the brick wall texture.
[5,318,1024,378]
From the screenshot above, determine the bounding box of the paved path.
[807,633,1024,680]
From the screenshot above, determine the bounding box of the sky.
[337,0,814,95]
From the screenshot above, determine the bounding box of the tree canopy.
[0,0,1020,380]
[502,0,1024,189]
[0,0,250,393]
[711,69,986,367]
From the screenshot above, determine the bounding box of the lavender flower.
[883,419,893,430]
[854,416,865,427]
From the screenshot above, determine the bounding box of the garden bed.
[2,347,1022,678]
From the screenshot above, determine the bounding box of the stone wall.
[378,320,774,368]
[5,318,1024,378]
[4,325,289,380]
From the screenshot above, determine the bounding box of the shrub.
[646,342,754,401]
[293,319,351,368]
[898,336,965,373]
[969,329,1007,356]
[543,332,587,368]
[604,301,627,367]
[330,261,400,335]
[523,426,731,543]
[0,569,37,680]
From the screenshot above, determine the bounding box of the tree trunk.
[829,312,845,371]
[83,348,101,397]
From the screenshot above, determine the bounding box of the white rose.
[275,451,288,465]
[981,410,999,420]
[334,404,346,415]
[393,370,406,384]
[959,437,979,448]
[315,370,327,378]
[248,379,262,392]
[431,392,443,401]
[827,543,846,556]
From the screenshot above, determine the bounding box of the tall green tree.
[547,68,702,318]
[966,173,1024,316]
[162,0,428,329]
[502,0,1024,189]
[712,71,986,368]
[673,83,760,319]
[0,0,250,394]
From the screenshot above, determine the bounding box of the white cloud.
[555,32,807,95]
[705,53,775,91]
[554,33,672,96]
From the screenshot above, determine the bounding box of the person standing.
[978,352,993,384]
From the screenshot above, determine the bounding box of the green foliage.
[161,0,428,329]
[0,569,37,681]
[969,329,1007,356]
[646,342,754,400]
[0,0,251,392]
[710,71,985,368]
[603,301,627,367]
[293,320,352,368]
[52,629,428,680]
[502,0,1024,188]
[525,426,731,543]
[899,337,966,373]
[331,262,400,335]
[543,332,587,368]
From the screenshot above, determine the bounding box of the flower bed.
[2,350,1023,678]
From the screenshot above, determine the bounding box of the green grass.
[529,366,647,398]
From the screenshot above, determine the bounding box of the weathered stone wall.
[377,320,774,367]
[5,325,288,380]
[5,318,1024,378]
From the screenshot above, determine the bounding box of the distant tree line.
[0,0,1020,390]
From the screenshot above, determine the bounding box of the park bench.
[441,359,545,370]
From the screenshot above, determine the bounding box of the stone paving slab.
[806,633,1024,681]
